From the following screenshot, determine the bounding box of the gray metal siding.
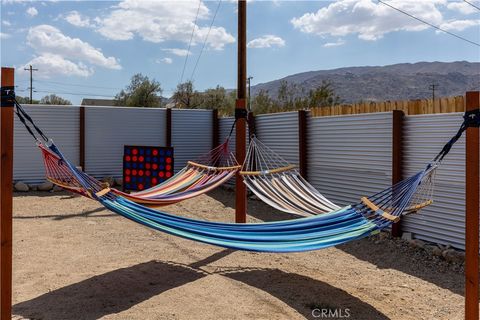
[171,109,212,172]
[402,113,466,249]
[85,107,166,178]
[255,112,299,165]
[307,112,393,206]
[13,104,80,183]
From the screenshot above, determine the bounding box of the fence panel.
[307,112,393,206]
[85,106,166,178]
[171,109,212,172]
[14,104,80,183]
[402,113,466,249]
[255,112,299,165]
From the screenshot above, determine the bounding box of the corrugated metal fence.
[11,105,472,250]
[13,104,80,183]
[307,112,393,206]
[402,113,466,249]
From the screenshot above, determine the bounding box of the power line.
[190,0,222,82]
[33,89,115,98]
[35,79,121,91]
[463,0,480,12]
[378,0,480,47]
[23,65,38,104]
[179,0,202,85]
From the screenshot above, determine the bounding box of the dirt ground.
[12,188,466,320]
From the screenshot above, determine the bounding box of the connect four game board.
[123,145,174,191]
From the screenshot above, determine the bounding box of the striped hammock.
[42,141,436,252]
[41,139,239,207]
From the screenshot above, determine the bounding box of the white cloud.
[157,57,173,64]
[247,35,285,48]
[440,19,480,32]
[26,6,38,17]
[2,20,12,26]
[323,39,346,47]
[0,32,11,39]
[162,48,190,57]
[63,11,93,28]
[447,1,479,15]
[22,54,94,78]
[291,0,453,41]
[96,0,235,50]
[27,25,121,70]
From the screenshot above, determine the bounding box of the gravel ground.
[11,189,467,320]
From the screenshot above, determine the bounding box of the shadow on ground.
[14,248,387,319]
[338,239,464,296]
[13,260,207,320]
[13,207,116,220]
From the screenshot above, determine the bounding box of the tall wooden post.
[235,0,247,223]
[391,110,404,237]
[1,67,15,320]
[212,109,219,149]
[465,91,479,320]
[298,110,308,179]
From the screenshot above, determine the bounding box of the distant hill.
[251,61,480,104]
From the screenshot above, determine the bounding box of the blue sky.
[1,0,479,104]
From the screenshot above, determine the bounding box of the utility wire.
[179,0,202,85]
[33,89,115,98]
[190,0,222,82]
[463,0,480,12]
[35,79,121,91]
[378,0,480,47]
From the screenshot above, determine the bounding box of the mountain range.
[250,61,479,103]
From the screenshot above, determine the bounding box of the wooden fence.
[311,96,465,117]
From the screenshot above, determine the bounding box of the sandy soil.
[11,189,466,320]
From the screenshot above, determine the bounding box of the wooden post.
[212,109,219,149]
[166,108,172,147]
[391,110,404,237]
[79,106,85,171]
[1,67,14,320]
[235,0,247,223]
[465,91,479,320]
[298,110,308,179]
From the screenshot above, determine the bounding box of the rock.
[14,181,29,192]
[38,181,54,191]
[249,194,259,200]
[28,184,38,191]
[401,232,412,241]
[423,245,437,254]
[408,239,426,249]
[432,246,443,256]
[379,231,390,241]
[52,185,63,192]
[102,176,115,187]
[443,249,464,263]
[114,177,123,186]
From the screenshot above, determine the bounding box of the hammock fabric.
[42,139,239,207]
[241,137,341,216]
[14,99,467,253]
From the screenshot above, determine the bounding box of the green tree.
[40,94,71,105]
[307,81,341,108]
[115,73,163,107]
[16,96,39,104]
[172,81,203,108]
[251,89,273,114]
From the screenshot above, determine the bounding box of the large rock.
[38,181,54,191]
[102,176,115,187]
[28,184,38,191]
[52,185,63,192]
[14,181,29,192]
[408,239,426,249]
[443,249,464,263]
[114,178,123,186]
